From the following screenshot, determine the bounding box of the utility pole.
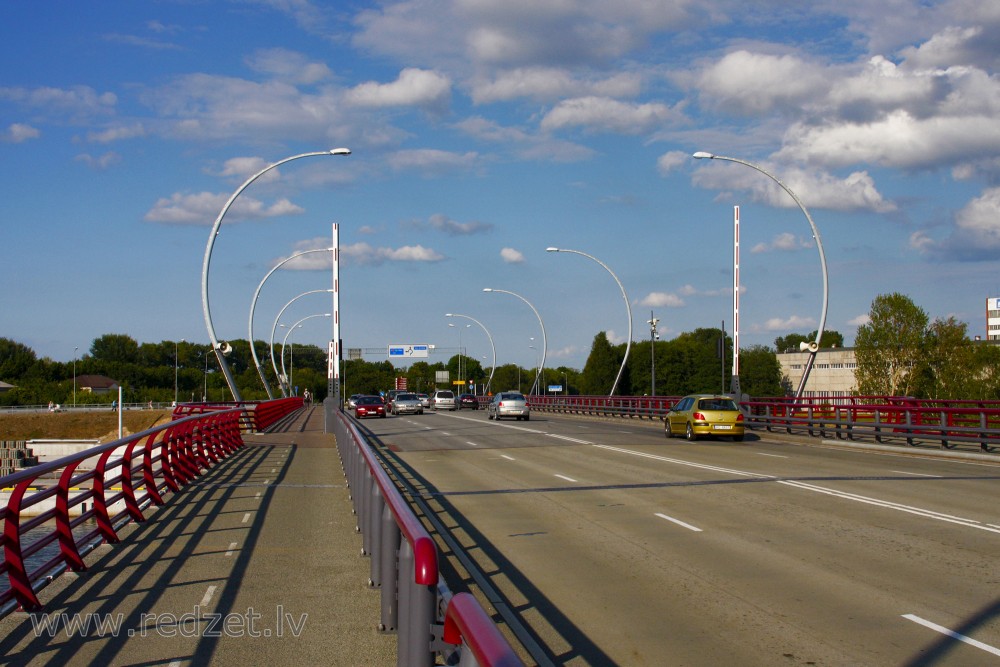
[648,311,660,396]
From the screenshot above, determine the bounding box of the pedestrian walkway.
[0,408,396,666]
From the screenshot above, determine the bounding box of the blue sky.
[3,1,999,373]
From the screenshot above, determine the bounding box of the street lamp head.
[483,288,493,292]
[445,313,453,317]
[329,148,352,155]
[546,247,560,252]
[692,151,715,159]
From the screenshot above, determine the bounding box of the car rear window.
[698,398,739,411]
[502,393,525,401]
[437,391,454,398]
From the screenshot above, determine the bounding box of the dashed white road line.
[554,474,577,483]
[891,470,941,477]
[200,585,217,607]
[466,441,480,447]
[225,542,238,557]
[500,454,516,461]
[241,512,251,524]
[903,614,1000,656]
[756,452,788,458]
[655,513,703,532]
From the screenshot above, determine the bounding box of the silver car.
[391,392,424,415]
[416,393,430,408]
[487,391,530,421]
[430,390,456,410]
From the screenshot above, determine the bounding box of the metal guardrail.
[0,398,303,618]
[527,395,1000,453]
[330,407,521,667]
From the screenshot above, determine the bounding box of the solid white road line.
[891,470,941,477]
[554,474,577,483]
[655,513,703,532]
[756,452,788,458]
[903,614,1000,656]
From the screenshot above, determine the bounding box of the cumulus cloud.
[639,292,685,308]
[656,150,689,174]
[848,314,871,327]
[85,123,146,143]
[341,242,445,265]
[388,149,480,174]
[418,213,494,235]
[470,68,641,104]
[760,315,815,331]
[500,247,525,263]
[750,232,812,254]
[2,123,39,143]
[75,151,122,170]
[346,68,451,111]
[540,96,679,134]
[0,85,117,119]
[245,48,333,85]
[144,192,304,225]
[911,186,1000,260]
[696,50,831,116]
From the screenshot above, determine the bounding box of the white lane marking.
[200,585,217,607]
[779,480,1000,534]
[596,444,999,534]
[466,441,480,447]
[270,468,276,473]
[547,433,593,445]
[555,474,577,483]
[225,542,238,557]
[435,411,545,434]
[500,454,516,461]
[903,614,1000,657]
[655,513,703,532]
[891,470,941,478]
[241,512,251,524]
[441,432,452,437]
[255,492,261,499]
[756,453,788,459]
[263,479,270,485]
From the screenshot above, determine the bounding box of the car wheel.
[380,413,386,418]
[665,422,673,438]
[419,409,424,414]
[524,415,530,421]
[685,423,698,441]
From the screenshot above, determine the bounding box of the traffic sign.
[387,344,429,358]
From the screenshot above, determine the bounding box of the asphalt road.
[355,407,1000,666]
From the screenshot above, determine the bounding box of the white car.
[416,393,431,408]
[430,390,456,410]
[487,391,530,421]
[391,392,424,415]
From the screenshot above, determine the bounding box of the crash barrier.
[332,409,521,667]
[527,395,1000,453]
[0,407,247,617]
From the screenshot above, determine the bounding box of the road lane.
[355,410,1000,665]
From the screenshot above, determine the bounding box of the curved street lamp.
[280,313,331,396]
[692,151,828,401]
[249,246,334,399]
[269,289,334,397]
[201,147,351,401]
[483,288,547,396]
[446,313,496,394]
[547,247,632,396]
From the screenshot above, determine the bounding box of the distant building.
[76,374,120,395]
[0,381,14,393]
[775,347,857,399]
[987,296,1000,341]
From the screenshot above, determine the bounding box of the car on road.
[664,394,745,441]
[416,393,430,408]
[391,392,424,415]
[457,394,479,410]
[487,391,530,421]
[354,395,386,419]
[347,394,363,409]
[430,390,456,410]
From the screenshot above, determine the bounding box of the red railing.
[1,398,304,617]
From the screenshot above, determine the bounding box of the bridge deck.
[0,408,395,666]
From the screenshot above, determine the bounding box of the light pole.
[446,313,496,394]
[249,246,334,399]
[73,346,78,408]
[201,148,351,402]
[547,247,632,396]
[693,151,828,400]
[174,339,185,404]
[529,344,539,395]
[269,289,334,396]
[280,313,331,396]
[448,322,471,392]
[483,288,547,396]
[648,312,660,396]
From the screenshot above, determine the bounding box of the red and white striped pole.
[732,205,742,396]
[329,222,341,401]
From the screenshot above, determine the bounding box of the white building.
[776,347,858,398]
[987,296,1000,341]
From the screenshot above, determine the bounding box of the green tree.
[918,317,975,400]
[90,334,141,364]
[0,338,37,380]
[774,330,844,352]
[854,293,928,396]
[580,332,618,395]
[738,345,784,397]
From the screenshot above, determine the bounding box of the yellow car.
[665,394,745,441]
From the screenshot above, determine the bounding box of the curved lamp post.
[249,246,334,399]
[483,288,547,396]
[446,313,496,394]
[269,289,334,397]
[201,147,351,401]
[693,151,828,401]
[280,313,331,396]
[547,247,632,396]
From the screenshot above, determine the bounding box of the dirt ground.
[0,410,174,442]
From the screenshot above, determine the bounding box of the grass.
[0,410,174,442]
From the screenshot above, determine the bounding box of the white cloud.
[639,292,685,308]
[423,213,494,235]
[245,48,333,85]
[85,123,146,143]
[75,151,121,170]
[346,68,451,111]
[656,150,689,174]
[470,68,641,104]
[500,247,525,263]
[912,186,1000,260]
[143,192,304,225]
[696,50,830,115]
[761,315,815,332]
[388,149,480,174]
[341,242,445,265]
[750,232,812,254]
[3,123,39,143]
[848,314,871,327]
[540,96,679,134]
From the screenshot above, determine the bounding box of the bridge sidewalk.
[0,407,395,666]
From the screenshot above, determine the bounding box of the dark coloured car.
[457,394,478,410]
[354,395,386,419]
